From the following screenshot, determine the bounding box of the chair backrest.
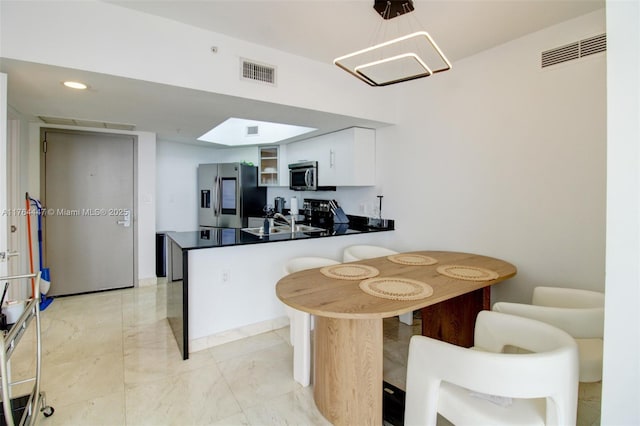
[532,286,604,309]
[405,311,579,426]
[492,302,604,339]
[493,286,605,339]
[342,245,398,262]
[284,257,340,274]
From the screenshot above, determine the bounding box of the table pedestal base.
[421,287,490,347]
[314,317,383,426]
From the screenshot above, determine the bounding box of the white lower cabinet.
[286,127,375,186]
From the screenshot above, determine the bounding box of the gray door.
[43,129,134,296]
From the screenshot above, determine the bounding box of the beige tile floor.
[6,282,601,425]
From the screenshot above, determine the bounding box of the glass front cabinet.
[259,146,279,186]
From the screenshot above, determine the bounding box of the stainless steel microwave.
[289,161,318,191]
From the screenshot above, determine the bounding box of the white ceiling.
[106,0,604,65]
[2,0,604,146]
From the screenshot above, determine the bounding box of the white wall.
[602,1,640,423]
[5,106,30,281]
[0,74,7,278]
[375,10,606,304]
[156,140,218,232]
[155,140,261,232]
[136,132,156,282]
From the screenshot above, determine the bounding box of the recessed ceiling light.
[63,81,88,90]
[198,118,316,146]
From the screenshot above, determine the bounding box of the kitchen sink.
[277,224,326,233]
[241,224,326,236]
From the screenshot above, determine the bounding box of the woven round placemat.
[320,264,380,281]
[359,277,434,301]
[436,264,499,281]
[387,254,438,266]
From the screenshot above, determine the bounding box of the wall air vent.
[246,125,259,136]
[241,58,276,85]
[580,33,607,58]
[39,116,135,131]
[541,33,606,68]
[541,42,579,68]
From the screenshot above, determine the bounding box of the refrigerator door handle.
[217,175,223,217]
[213,176,220,216]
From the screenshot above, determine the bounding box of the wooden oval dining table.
[276,250,517,426]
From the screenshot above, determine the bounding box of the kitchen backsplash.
[266,186,384,219]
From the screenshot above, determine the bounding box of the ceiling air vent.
[541,33,606,68]
[246,125,259,136]
[241,58,276,85]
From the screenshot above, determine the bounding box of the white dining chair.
[342,244,414,325]
[493,286,605,382]
[342,244,398,262]
[404,310,579,426]
[283,256,340,387]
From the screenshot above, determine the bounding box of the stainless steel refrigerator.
[198,163,266,228]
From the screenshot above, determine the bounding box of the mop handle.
[32,198,44,271]
[27,196,45,271]
[0,282,9,307]
[25,194,35,297]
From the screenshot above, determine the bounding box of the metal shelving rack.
[0,273,53,426]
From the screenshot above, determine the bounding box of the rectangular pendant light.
[334,30,451,87]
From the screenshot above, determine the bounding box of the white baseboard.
[138,277,157,287]
[190,316,290,353]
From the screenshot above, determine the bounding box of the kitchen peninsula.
[166,217,395,359]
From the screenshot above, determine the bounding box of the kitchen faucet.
[273,212,296,231]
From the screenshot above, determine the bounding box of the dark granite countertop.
[167,216,394,250]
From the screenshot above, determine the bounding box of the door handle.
[116,209,131,227]
[0,251,19,262]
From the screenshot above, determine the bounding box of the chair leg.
[292,310,312,387]
[285,306,296,345]
[399,311,413,326]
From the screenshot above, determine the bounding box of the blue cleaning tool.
[28,197,53,310]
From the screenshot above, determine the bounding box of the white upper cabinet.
[286,127,375,186]
[258,145,279,186]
